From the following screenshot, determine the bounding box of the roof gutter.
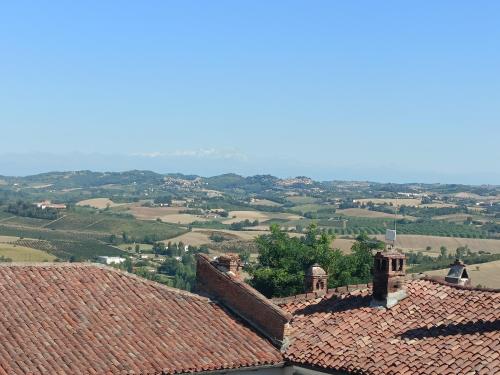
[175,362,286,375]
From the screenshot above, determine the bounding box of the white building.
[96,256,126,265]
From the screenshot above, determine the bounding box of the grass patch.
[0,243,56,262]
[287,196,319,205]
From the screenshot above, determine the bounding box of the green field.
[286,196,319,204]
[0,243,56,262]
[47,213,186,240]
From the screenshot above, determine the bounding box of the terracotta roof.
[0,263,282,375]
[274,283,371,315]
[282,279,500,375]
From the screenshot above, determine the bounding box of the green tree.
[439,246,448,260]
[347,233,383,283]
[455,246,467,259]
[249,226,380,298]
[153,242,166,255]
[249,224,330,297]
[248,224,334,297]
[122,258,133,273]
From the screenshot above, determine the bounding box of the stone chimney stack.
[215,253,241,275]
[305,263,328,296]
[445,259,471,286]
[371,251,407,308]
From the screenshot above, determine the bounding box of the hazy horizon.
[1,2,499,184]
[1,151,498,185]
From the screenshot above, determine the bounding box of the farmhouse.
[96,255,126,265]
[35,200,67,210]
[0,252,498,374]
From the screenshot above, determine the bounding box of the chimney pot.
[216,253,241,275]
[305,263,328,295]
[445,259,470,286]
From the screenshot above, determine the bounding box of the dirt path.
[40,215,67,228]
[82,218,106,229]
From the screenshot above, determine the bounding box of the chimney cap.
[445,259,470,285]
[375,250,405,259]
[218,253,240,262]
[450,258,466,267]
[306,263,326,276]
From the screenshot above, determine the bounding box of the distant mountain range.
[1,170,498,196]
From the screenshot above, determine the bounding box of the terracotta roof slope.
[0,263,282,375]
[284,279,500,375]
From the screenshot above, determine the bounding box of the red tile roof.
[0,263,282,375]
[281,279,500,375]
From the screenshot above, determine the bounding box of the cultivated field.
[117,243,153,252]
[249,199,281,207]
[0,236,19,243]
[77,198,126,209]
[420,203,458,208]
[0,243,56,262]
[223,211,270,224]
[140,225,500,257]
[432,213,487,224]
[425,260,500,289]
[355,198,421,206]
[163,230,213,247]
[337,208,407,219]
[166,228,271,247]
[373,234,500,254]
[165,228,356,253]
[331,238,358,253]
[286,196,319,204]
[129,206,208,225]
[222,210,301,224]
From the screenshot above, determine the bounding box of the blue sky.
[1,1,499,183]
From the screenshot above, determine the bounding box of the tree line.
[247,224,384,298]
[6,200,60,220]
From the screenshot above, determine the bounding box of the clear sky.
[1,1,499,183]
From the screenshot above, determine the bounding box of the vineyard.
[45,212,187,241]
[49,240,124,260]
[0,207,187,261]
[12,239,53,251]
[315,216,491,238]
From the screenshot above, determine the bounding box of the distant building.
[36,200,67,210]
[96,256,126,265]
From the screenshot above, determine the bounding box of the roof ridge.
[421,276,500,293]
[197,255,290,317]
[0,262,211,301]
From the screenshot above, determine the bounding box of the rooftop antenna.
[384,196,397,251]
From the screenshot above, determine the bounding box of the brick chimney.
[445,259,471,286]
[371,251,407,308]
[305,263,328,296]
[216,253,241,275]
